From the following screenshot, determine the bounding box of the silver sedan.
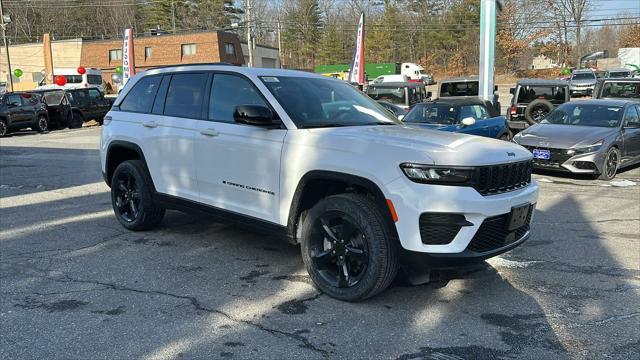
[513,100,640,180]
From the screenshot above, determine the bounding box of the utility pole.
[277,20,282,68]
[171,0,176,33]
[246,0,254,67]
[0,0,13,92]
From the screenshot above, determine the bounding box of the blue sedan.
[402,98,512,140]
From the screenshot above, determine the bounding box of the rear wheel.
[111,160,165,231]
[598,147,620,181]
[69,111,84,129]
[0,119,7,137]
[34,115,49,133]
[300,193,398,301]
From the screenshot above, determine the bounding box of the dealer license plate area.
[532,149,550,160]
[508,204,530,231]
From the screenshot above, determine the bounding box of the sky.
[590,0,640,16]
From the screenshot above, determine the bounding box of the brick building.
[80,31,244,88]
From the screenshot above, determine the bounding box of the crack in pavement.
[568,312,640,328]
[36,274,330,357]
[0,231,127,262]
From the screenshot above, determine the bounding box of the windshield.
[261,76,398,128]
[572,72,595,80]
[403,103,458,124]
[63,75,82,84]
[600,82,640,99]
[608,71,630,78]
[542,103,623,128]
[439,81,478,97]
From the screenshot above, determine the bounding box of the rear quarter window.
[517,86,566,104]
[120,75,162,113]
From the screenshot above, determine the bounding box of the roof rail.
[146,62,238,70]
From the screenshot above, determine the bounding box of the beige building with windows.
[0,38,83,90]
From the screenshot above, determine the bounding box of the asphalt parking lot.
[1,128,639,360]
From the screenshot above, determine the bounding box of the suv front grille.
[419,213,473,245]
[474,160,532,196]
[523,146,571,168]
[466,207,534,253]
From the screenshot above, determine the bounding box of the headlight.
[400,163,475,185]
[567,139,603,155]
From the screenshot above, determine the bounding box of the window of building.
[109,49,123,63]
[120,75,161,113]
[181,43,197,57]
[164,73,208,118]
[209,74,267,123]
[224,43,235,56]
[145,47,152,60]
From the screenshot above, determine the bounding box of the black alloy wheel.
[300,194,398,301]
[113,171,141,223]
[309,211,369,288]
[599,147,620,180]
[0,120,7,137]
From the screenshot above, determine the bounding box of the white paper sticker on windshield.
[262,77,279,82]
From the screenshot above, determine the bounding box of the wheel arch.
[287,170,398,243]
[105,141,153,189]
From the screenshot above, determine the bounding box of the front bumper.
[519,146,606,174]
[385,175,538,256]
[569,86,594,95]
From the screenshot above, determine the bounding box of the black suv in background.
[65,88,114,127]
[31,89,72,129]
[507,79,569,132]
[0,92,49,137]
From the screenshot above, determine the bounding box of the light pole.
[0,0,13,92]
[245,0,254,67]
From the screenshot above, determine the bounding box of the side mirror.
[509,87,515,95]
[234,105,276,127]
[461,117,476,126]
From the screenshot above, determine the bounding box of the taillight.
[510,105,517,115]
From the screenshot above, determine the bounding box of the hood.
[516,124,617,149]
[306,125,532,166]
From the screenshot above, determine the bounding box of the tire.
[499,130,513,141]
[69,111,84,129]
[110,160,165,231]
[598,147,620,181]
[524,99,554,125]
[0,119,7,137]
[34,115,49,133]
[300,193,398,301]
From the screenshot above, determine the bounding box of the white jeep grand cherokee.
[101,65,538,301]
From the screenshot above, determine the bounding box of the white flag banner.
[348,13,365,84]
[122,28,135,86]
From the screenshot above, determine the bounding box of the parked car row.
[0,88,114,137]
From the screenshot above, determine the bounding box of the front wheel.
[300,194,398,301]
[111,160,165,231]
[0,119,7,137]
[598,147,620,181]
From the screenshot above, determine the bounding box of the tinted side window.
[88,89,102,101]
[120,75,161,113]
[209,74,268,123]
[151,75,171,115]
[7,94,21,106]
[164,73,208,119]
[623,106,639,127]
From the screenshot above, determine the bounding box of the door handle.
[200,128,219,137]
[142,121,157,128]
